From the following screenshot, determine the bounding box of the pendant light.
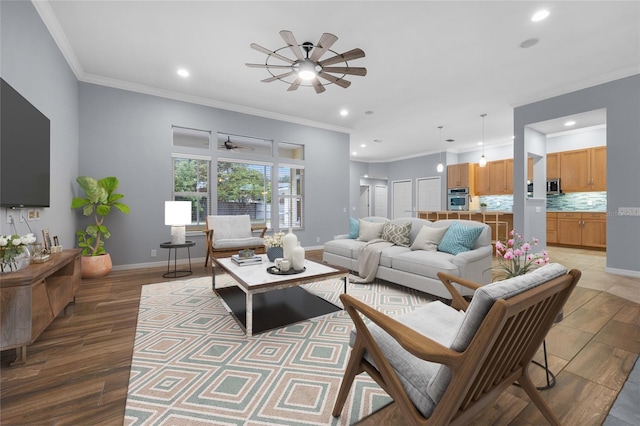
[436,125,444,173]
[479,113,487,167]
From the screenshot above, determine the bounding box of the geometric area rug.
[124,275,436,425]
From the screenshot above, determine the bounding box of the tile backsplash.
[479,192,606,212]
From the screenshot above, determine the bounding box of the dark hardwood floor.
[1,249,638,425]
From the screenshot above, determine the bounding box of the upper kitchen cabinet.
[560,146,606,192]
[447,163,474,189]
[474,159,513,195]
[474,163,491,195]
[547,153,560,179]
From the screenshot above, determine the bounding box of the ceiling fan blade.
[318,71,351,88]
[246,63,293,69]
[287,78,302,91]
[311,79,326,94]
[309,33,338,62]
[261,71,294,83]
[279,30,305,60]
[250,43,294,64]
[322,66,367,76]
[318,48,366,66]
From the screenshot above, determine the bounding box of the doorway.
[359,185,370,217]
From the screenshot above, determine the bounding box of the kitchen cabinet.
[559,147,606,192]
[547,153,560,179]
[474,163,491,195]
[447,163,474,189]
[581,212,607,248]
[547,212,558,244]
[556,212,606,248]
[474,159,513,195]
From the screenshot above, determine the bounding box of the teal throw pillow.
[348,217,359,239]
[437,221,484,255]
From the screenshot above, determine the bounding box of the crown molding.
[510,66,640,108]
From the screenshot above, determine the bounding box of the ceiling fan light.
[296,60,318,81]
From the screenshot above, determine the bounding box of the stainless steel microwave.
[547,178,561,195]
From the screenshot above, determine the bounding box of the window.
[278,165,304,228]
[217,160,272,226]
[172,154,211,231]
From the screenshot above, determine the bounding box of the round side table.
[160,241,195,278]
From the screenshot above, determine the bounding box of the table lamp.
[165,201,191,244]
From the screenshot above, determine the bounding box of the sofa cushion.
[437,222,484,255]
[391,250,458,277]
[410,225,450,251]
[348,217,359,239]
[382,222,412,247]
[379,245,411,268]
[358,219,386,242]
[324,238,365,258]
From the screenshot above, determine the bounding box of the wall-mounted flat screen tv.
[1,78,50,208]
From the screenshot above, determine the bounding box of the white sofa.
[322,217,492,299]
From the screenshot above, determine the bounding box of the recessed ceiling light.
[531,10,550,22]
[520,38,540,48]
[340,109,349,117]
[352,151,357,156]
[360,144,366,148]
[177,68,189,77]
[564,120,576,127]
[477,141,484,146]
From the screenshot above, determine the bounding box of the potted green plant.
[71,176,130,278]
[480,202,488,213]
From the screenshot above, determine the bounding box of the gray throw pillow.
[410,225,450,251]
[381,222,412,247]
[358,219,386,242]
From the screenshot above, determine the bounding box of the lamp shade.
[165,201,191,245]
[165,201,191,226]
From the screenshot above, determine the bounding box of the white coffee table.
[212,255,349,336]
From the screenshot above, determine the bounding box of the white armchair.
[203,215,267,267]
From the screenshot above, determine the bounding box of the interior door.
[392,180,412,219]
[359,185,370,217]
[374,185,388,217]
[417,176,441,212]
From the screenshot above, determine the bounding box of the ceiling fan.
[246,30,366,93]
[218,136,254,152]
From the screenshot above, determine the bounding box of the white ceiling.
[36,1,639,162]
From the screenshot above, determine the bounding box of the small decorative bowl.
[238,249,255,259]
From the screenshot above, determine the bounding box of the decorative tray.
[266,266,306,275]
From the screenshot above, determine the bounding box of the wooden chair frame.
[203,220,267,267]
[333,269,581,425]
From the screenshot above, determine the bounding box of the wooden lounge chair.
[203,215,267,266]
[333,263,581,425]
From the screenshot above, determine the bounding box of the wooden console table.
[0,249,82,365]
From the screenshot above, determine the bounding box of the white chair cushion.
[208,215,252,239]
[213,237,265,249]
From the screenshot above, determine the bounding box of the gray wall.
[0,0,79,246]
[350,153,445,218]
[514,74,640,276]
[78,84,350,268]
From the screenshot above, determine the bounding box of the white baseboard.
[112,257,206,272]
[604,266,640,278]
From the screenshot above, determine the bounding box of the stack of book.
[231,254,263,267]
